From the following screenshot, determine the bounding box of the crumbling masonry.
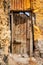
[0,0,10,55]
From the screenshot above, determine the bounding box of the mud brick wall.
[0,0,10,55]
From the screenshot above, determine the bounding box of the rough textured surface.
[12,14,30,54]
[32,0,43,57]
[8,54,43,65]
[0,0,10,55]
[10,0,30,11]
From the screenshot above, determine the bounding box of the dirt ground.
[8,54,43,65]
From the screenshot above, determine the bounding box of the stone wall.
[0,0,10,55]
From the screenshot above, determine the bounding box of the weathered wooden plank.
[10,0,30,11]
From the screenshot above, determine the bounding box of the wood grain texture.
[10,0,30,11]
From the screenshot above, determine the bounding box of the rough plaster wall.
[0,0,10,55]
[32,0,43,57]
